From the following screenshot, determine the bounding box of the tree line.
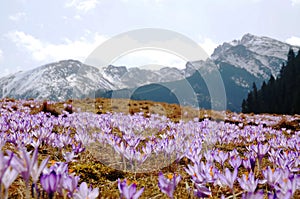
[242,48,300,114]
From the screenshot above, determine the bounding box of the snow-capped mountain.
[0,60,116,101]
[0,33,299,111]
[101,65,185,89]
[211,33,298,80]
[99,34,299,111]
[0,60,185,101]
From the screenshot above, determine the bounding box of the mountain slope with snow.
[211,33,298,79]
[0,60,116,101]
[0,33,299,111]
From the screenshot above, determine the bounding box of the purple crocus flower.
[237,171,258,193]
[229,149,239,158]
[193,183,212,198]
[74,182,99,199]
[118,178,144,199]
[1,166,19,189]
[11,148,38,184]
[40,170,61,199]
[242,156,256,172]
[218,167,238,190]
[0,150,13,180]
[185,146,202,164]
[203,150,215,163]
[63,175,80,197]
[62,151,77,163]
[158,172,181,199]
[229,155,242,169]
[242,189,264,199]
[31,155,49,184]
[251,142,270,162]
[268,148,281,164]
[72,143,85,154]
[276,152,295,170]
[185,161,219,184]
[261,166,282,187]
[268,190,292,199]
[214,150,228,167]
[275,174,299,196]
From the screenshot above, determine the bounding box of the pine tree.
[241,49,300,114]
[288,48,295,62]
[242,99,247,113]
[252,82,258,113]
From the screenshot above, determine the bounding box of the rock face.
[0,34,299,111]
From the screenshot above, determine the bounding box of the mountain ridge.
[1,33,299,111]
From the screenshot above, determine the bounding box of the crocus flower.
[1,166,19,195]
[275,174,299,196]
[158,172,181,199]
[276,153,295,170]
[261,166,282,187]
[229,149,239,158]
[31,155,49,184]
[251,142,270,162]
[185,146,202,164]
[268,148,281,164]
[43,162,68,195]
[268,190,292,199]
[74,182,99,199]
[242,156,256,172]
[11,148,38,185]
[62,151,77,163]
[185,161,219,184]
[72,142,85,154]
[0,150,13,180]
[218,167,238,190]
[214,150,228,167]
[63,175,80,197]
[242,189,264,199]
[118,178,144,199]
[193,183,211,198]
[237,171,258,193]
[229,155,242,169]
[40,170,61,199]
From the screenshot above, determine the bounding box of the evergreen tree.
[242,49,300,114]
[288,48,295,62]
[241,99,247,113]
[252,82,258,113]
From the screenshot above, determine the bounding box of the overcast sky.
[1,0,300,76]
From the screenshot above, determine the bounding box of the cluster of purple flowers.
[0,99,300,198]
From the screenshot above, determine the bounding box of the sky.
[1,0,300,77]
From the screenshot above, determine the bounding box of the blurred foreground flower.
[40,170,61,199]
[158,172,181,199]
[118,178,144,199]
[74,182,99,199]
[218,167,238,191]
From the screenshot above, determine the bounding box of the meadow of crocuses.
[0,98,299,198]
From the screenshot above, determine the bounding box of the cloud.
[7,31,108,63]
[291,0,300,5]
[113,50,187,69]
[0,49,3,63]
[198,37,218,56]
[286,36,300,46]
[9,12,27,22]
[65,0,99,12]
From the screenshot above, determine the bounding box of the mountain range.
[0,33,299,112]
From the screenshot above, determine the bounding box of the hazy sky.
[1,0,300,76]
